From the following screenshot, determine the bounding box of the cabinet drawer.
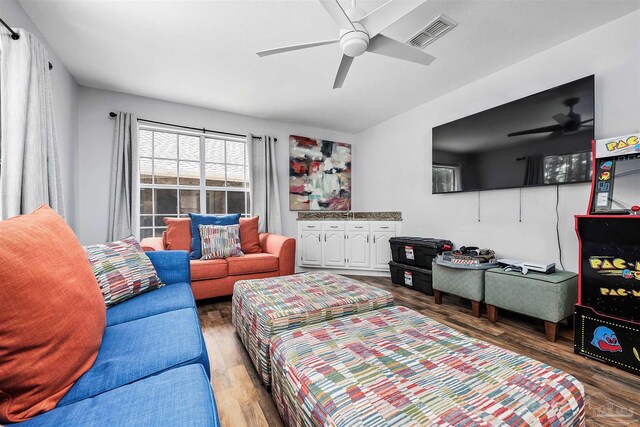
[371,222,397,232]
[347,222,370,232]
[322,221,345,231]
[300,222,322,231]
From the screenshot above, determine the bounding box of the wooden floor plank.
[198,276,640,427]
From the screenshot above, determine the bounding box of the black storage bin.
[390,237,452,269]
[389,261,433,295]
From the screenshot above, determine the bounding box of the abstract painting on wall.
[289,135,352,211]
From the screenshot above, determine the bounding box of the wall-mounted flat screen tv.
[432,75,595,194]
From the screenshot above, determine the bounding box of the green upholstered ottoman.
[432,262,487,317]
[485,269,578,342]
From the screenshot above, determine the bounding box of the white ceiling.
[18,0,640,133]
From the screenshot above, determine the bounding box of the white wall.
[77,87,354,245]
[1,0,79,229]
[354,11,640,272]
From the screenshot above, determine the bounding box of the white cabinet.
[298,220,400,274]
[323,230,346,267]
[300,231,322,266]
[371,231,395,270]
[347,231,370,268]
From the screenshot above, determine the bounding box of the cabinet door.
[323,231,345,267]
[371,231,395,270]
[300,231,322,266]
[347,231,370,269]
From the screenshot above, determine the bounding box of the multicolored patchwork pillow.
[84,236,164,306]
[199,224,244,259]
[189,213,241,259]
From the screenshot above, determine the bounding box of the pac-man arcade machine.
[575,132,640,375]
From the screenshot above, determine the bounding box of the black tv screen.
[432,75,595,194]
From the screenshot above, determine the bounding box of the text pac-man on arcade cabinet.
[575,132,640,376]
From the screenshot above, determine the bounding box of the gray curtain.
[247,134,281,234]
[107,112,139,241]
[0,29,64,219]
[524,155,545,186]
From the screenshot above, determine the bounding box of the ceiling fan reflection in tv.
[431,75,596,194]
[507,97,594,137]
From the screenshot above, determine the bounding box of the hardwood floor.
[197,276,640,427]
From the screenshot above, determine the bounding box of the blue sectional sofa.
[16,251,220,427]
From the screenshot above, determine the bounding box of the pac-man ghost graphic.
[591,326,622,352]
[600,161,613,170]
[622,269,634,279]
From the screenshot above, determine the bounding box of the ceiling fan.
[507,97,594,137]
[256,0,434,89]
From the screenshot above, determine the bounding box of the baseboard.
[296,266,391,277]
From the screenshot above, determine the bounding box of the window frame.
[543,150,592,185]
[138,124,250,239]
[432,163,460,193]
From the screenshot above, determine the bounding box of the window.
[543,151,592,184]
[139,126,249,238]
[432,164,459,193]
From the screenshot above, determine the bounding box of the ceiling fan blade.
[333,55,354,89]
[257,39,339,57]
[367,34,435,66]
[508,124,563,137]
[318,0,356,31]
[359,0,424,37]
[580,118,594,124]
[552,113,572,126]
[545,130,564,140]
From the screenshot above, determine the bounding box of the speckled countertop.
[297,212,402,221]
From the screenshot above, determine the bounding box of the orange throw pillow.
[163,217,192,251]
[240,216,262,254]
[0,206,106,423]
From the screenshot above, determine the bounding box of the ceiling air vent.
[407,15,457,49]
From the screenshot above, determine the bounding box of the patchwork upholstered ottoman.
[271,306,585,427]
[232,272,394,385]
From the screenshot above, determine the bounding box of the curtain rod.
[108,112,276,142]
[0,17,53,70]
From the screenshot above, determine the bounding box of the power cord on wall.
[519,188,522,222]
[555,185,565,270]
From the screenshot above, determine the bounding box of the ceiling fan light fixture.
[340,31,369,57]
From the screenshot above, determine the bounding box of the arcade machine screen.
[610,155,640,209]
[593,154,640,213]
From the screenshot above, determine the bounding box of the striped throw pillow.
[84,236,164,307]
[199,224,244,260]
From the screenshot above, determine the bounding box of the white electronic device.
[497,258,556,274]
